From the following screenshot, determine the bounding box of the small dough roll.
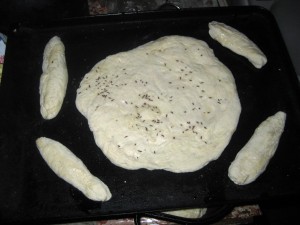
[209,21,267,69]
[228,111,286,185]
[36,137,112,201]
[39,36,68,119]
[164,208,207,219]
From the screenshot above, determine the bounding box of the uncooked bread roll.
[228,111,286,185]
[36,137,112,201]
[39,36,68,119]
[209,21,267,69]
[164,208,207,219]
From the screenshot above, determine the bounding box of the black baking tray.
[1,6,300,224]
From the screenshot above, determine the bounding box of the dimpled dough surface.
[76,36,241,173]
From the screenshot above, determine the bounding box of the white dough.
[228,111,286,185]
[36,137,112,201]
[76,35,241,173]
[164,208,207,219]
[39,36,68,119]
[209,21,267,69]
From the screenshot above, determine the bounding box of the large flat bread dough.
[36,137,112,201]
[39,36,68,119]
[76,35,241,173]
[209,21,267,69]
[228,111,286,185]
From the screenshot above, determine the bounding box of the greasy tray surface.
[1,6,300,224]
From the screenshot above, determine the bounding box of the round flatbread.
[76,35,241,173]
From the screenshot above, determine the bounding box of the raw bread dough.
[39,36,68,119]
[36,137,112,201]
[228,111,286,185]
[164,208,207,219]
[209,21,267,69]
[76,35,241,173]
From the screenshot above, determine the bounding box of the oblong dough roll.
[228,111,286,185]
[36,137,112,201]
[164,208,207,219]
[209,21,267,69]
[39,36,68,119]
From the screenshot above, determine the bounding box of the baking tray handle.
[158,2,181,11]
